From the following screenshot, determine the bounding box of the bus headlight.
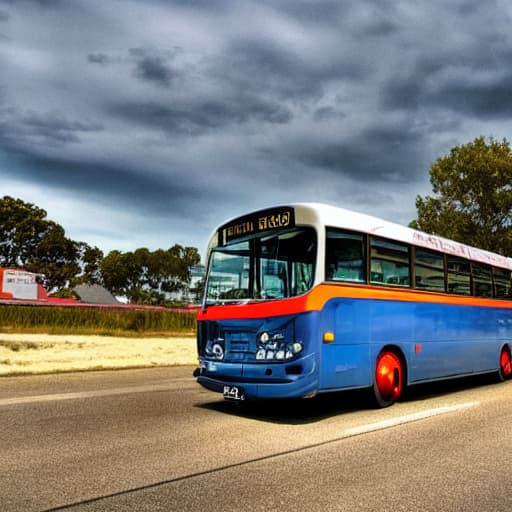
[256,348,266,360]
[205,339,225,360]
[259,332,270,343]
[291,342,303,354]
[256,331,303,361]
[212,343,224,360]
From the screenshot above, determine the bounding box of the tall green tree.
[100,250,131,297]
[0,196,80,290]
[26,223,80,291]
[72,242,104,286]
[411,136,512,256]
[159,245,201,295]
[0,196,51,267]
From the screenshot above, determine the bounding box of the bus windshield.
[205,228,316,304]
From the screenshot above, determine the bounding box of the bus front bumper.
[194,354,318,400]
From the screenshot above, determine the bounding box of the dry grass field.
[0,333,197,376]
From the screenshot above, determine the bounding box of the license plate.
[223,385,245,401]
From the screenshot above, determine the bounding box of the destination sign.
[219,207,295,245]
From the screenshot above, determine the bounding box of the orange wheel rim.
[376,352,402,401]
[500,350,512,377]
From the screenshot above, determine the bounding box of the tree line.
[0,196,201,305]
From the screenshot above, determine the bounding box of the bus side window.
[493,267,512,298]
[415,248,445,292]
[447,256,471,295]
[472,263,492,297]
[326,229,366,283]
[370,237,410,287]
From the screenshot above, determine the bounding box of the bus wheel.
[498,346,512,381]
[373,350,404,408]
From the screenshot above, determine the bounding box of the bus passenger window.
[493,268,512,298]
[370,237,410,287]
[472,263,492,297]
[447,256,470,295]
[326,229,366,283]
[415,248,445,292]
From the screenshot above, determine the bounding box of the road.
[1,367,512,511]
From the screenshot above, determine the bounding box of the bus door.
[319,300,372,390]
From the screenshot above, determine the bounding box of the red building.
[0,268,48,300]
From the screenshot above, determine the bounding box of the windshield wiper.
[205,297,278,306]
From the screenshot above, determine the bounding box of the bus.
[194,203,512,407]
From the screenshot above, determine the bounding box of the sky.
[1,0,512,261]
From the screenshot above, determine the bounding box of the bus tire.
[372,349,404,408]
[498,345,512,382]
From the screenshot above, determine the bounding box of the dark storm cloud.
[431,75,512,119]
[0,2,8,39]
[258,0,345,25]
[380,76,424,112]
[381,66,512,120]
[87,53,116,65]
[110,97,292,136]
[158,0,231,11]
[20,112,102,143]
[88,47,183,87]
[224,37,365,102]
[283,122,426,183]
[0,107,103,150]
[378,1,512,120]
[6,0,68,8]
[313,107,346,122]
[4,152,208,217]
[129,47,178,87]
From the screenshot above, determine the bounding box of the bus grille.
[225,331,254,361]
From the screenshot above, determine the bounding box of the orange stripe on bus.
[197,283,512,321]
[305,283,512,310]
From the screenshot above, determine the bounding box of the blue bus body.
[196,287,512,401]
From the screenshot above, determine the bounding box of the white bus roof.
[293,202,512,271]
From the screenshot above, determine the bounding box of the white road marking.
[344,401,479,437]
[0,380,193,406]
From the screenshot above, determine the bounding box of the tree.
[0,196,80,290]
[159,245,201,295]
[26,223,80,291]
[100,245,201,304]
[100,250,131,297]
[411,136,512,256]
[72,242,104,286]
[0,196,52,267]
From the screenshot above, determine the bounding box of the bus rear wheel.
[373,350,404,408]
[498,346,512,381]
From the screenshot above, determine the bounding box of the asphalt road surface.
[2,367,512,511]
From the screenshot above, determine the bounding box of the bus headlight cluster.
[255,331,303,361]
[205,339,225,360]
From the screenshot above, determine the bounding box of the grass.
[0,304,197,336]
[0,304,199,376]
